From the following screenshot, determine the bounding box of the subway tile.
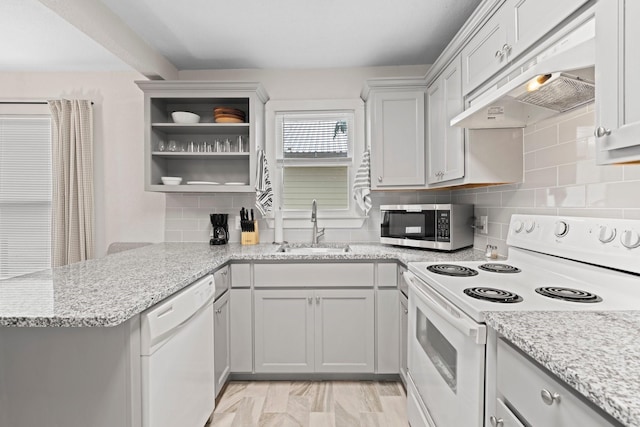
[535,104,590,130]
[534,139,590,168]
[165,207,183,219]
[587,182,640,208]
[166,219,199,231]
[182,229,209,242]
[524,124,557,152]
[558,110,594,143]
[487,183,518,192]
[558,208,624,219]
[199,195,234,208]
[416,192,439,203]
[558,161,623,186]
[521,167,557,189]
[501,189,535,207]
[476,191,502,208]
[455,193,476,205]
[165,194,187,208]
[182,207,216,220]
[524,152,536,171]
[623,164,640,181]
[535,186,585,208]
[515,207,558,216]
[164,230,182,242]
[487,207,518,224]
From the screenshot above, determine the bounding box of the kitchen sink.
[276,244,351,254]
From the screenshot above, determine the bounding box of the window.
[267,99,366,228]
[0,116,52,279]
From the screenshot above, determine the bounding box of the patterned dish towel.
[353,149,372,215]
[255,149,273,215]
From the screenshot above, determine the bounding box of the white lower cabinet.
[376,288,399,374]
[254,289,375,373]
[495,339,620,427]
[213,291,230,397]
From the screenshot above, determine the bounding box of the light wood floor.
[208,380,408,427]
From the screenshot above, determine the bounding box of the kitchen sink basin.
[276,244,351,254]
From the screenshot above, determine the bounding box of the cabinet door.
[428,56,464,184]
[461,8,510,95]
[213,291,230,397]
[508,0,588,60]
[314,289,375,373]
[399,293,409,384]
[254,289,314,373]
[596,0,640,164]
[370,90,426,188]
[230,288,252,372]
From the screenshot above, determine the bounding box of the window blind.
[0,116,52,280]
[282,166,349,209]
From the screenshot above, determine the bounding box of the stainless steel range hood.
[451,18,595,129]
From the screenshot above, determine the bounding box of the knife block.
[241,221,259,245]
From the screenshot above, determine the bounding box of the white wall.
[0,71,166,257]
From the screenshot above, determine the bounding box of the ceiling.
[1,0,482,72]
[0,0,129,72]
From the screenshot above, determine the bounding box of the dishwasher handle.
[141,275,215,354]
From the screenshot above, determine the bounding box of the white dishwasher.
[141,274,215,427]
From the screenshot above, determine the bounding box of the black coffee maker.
[210,214,229,245]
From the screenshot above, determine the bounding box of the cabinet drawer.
[231,263,251,288]
[254,263,374,287]
[493,398,524,427]
[377,263,398,288]
[213,265,230,298]
[497,340,619,427]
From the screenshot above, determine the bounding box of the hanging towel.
[255,149,273,216]
[353,149,372,215]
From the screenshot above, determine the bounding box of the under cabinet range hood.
[451,18,595,129]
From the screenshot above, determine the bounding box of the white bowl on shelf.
[161,176,182,185]
[171,111,200,124]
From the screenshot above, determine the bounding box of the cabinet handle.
[215,309,222,314]
[495,49,503,58]
[378,176,383,182]
[540,389,561,405]
[316,296,320,304]
[502,43,511,54]
[594,126,612,138]
[489,416,504,427]
[404,309,408,314]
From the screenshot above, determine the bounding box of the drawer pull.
[541,389,561,405]
[489,416,504,427]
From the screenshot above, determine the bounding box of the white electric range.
[403,214,640,427]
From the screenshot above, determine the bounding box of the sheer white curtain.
[48,100,94,267]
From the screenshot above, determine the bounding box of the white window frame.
[265,99,367,229]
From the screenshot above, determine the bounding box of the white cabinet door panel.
[254,290,314,373]
[213,291,230,397]
[230,289,252,372]
[376,289,399,374]
[314,290,374,373]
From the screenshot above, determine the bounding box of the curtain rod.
[0,101,94,105]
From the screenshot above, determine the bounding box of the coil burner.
[463,287,523,303]
[426,264,478,277]
[478,263,521,273]
[535,287,603,303]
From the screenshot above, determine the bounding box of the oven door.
[404,271,486,427]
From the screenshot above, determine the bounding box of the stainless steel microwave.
[380,204,474,251]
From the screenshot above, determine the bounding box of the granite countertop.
[486,311,640,427]
[0,242,485,328]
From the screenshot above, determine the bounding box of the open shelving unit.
[136,81,269,193]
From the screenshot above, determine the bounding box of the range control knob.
[554,221,569,237]
[524,220,536,233]
[512,220,524,233]
[598,226,616,243]
[620,230,640,249]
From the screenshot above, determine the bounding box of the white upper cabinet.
[461,0,590,95]
[362,79,427,189]
[595,0,640,164]
[428,55,465,184]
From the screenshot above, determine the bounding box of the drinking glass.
[168,140,178,152]
[157,140,166,151]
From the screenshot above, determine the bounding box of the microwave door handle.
[403,271,486,345]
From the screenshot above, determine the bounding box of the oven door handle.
[403,271,486,345]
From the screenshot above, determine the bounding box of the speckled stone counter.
[486,311,640,427]
[0,242,485,328]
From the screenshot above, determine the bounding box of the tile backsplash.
[165,103,640,256]
[452,104,640,256]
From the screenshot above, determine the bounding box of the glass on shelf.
[157,140,166,151]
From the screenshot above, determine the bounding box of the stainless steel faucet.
[311,199,325,244]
